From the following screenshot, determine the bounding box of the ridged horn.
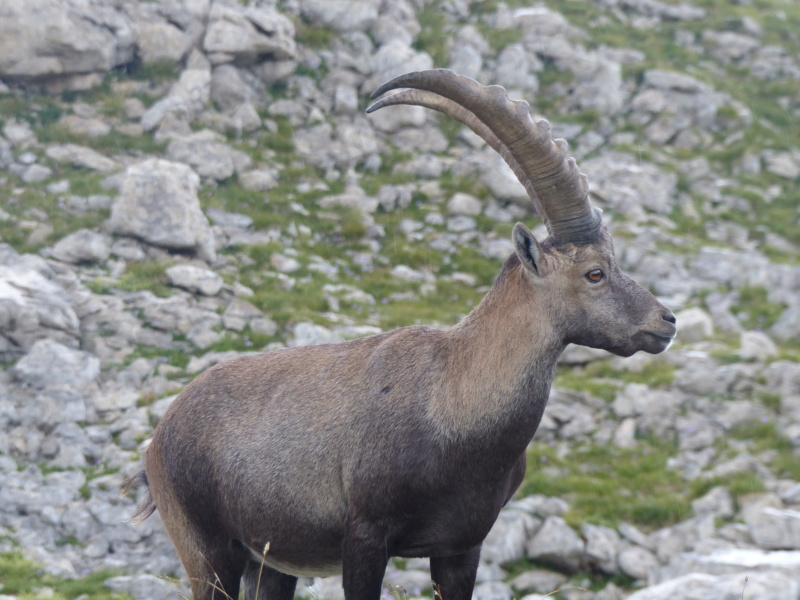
[366,69,603,245]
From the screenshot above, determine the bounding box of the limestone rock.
[617,546,659,580]
[739,330,778,362]
[58,114,111,138]
[105,574,180,600]
[203,3,296,65]
[167,131,252,181]
[133,20,193,65]
[481,509,542,565]
[141,50,212,134]
[239,169,278,191]
[165,265,223,296]
[509,569,567,595]
[3,118,37,148]
[511,495,570,519]
[45,144,120,172]
[447,193,482,216]
[675,307,713,343]
[691,486,734,520]
[627,571,797,600]
[581,152,678,218]
[0,0,134,89]
[222,298,273,334]
[210,64,253,111]
[51,229,111,264]
[582,523,622,574]
[479,150,529,204]
[301,0,382,32]
[0,262,80,356]
[771,305,800,344]
[472,581,514,600]
[630,69,733,147]
[526,516,585,573]
[289,322,340,347]
[746,507,800,550]
[11,339,99,390]
[135,292,221,349]
[107,159,216,262]
[21,164,52,183]
[362,39,433,94]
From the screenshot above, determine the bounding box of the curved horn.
[367,69,603,245]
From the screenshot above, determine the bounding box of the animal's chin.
[639,331,675,355]
[602,331,675,357]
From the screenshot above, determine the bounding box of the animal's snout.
[661,311,676,325]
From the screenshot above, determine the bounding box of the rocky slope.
[0,0,799,599]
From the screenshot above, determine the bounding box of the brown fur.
[124,225,676,600]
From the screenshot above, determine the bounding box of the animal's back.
[144,325,449,572]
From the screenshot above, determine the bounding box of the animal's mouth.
[648,330,676,341]
[643,330,676,353]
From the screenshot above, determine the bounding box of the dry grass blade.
[253,542,271,600]
[432,581,443,600]
[542,585,587,598]
[188,576,234,600]
[185,552,235,600]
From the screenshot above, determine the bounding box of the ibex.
[125,70,676,600]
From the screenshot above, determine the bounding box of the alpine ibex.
[125,70,676,600]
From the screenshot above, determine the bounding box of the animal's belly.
[390,503,503,559]
[244,543,342,578]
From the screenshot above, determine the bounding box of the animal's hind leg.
[430,546,481,600]
[341,519,388,600]
[185,558,243,600]
[242,562,297,600]
[159,513,245,600]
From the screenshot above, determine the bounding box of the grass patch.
[125,344,190,370]
[0,176,109,253]
[484,27,523,52]
[555,360,676,403]
[112,262,173,297]
[295,22,337,49]
[125,60,180,83]
[692,471,766,501]
[208,327,281,354]
[259,117,295,154]
[36,126,167,156]
[521,438,692,529]
[0,552,132,600]
[729,285,787,330]
[413,3,450,66]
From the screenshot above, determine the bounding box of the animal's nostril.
[662,312,677,324]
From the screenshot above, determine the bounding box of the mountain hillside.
[0,0,799,599]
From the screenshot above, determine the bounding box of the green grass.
[0,552,132,600]
[112,262,173,297]
[521,439,692,529]
[294,21,337,49]
[413,4,450,66]
[36,126,167,156]
[729,285,787,330]
[555,360,676,403]
[124,344,190,370]
[484,27,523,52]
[727,420,800,481]
[0,176,110,253]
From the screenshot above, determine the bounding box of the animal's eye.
[586,269,604,283]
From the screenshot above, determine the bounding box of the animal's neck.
[428,260,565,449]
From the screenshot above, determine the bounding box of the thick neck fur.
[427,255,566,448]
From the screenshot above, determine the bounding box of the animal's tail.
[122,469,157,524]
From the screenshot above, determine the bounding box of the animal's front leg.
[342,519,389,600]
[430,545,481,600]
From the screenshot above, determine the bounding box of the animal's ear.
[512,222,542,276]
